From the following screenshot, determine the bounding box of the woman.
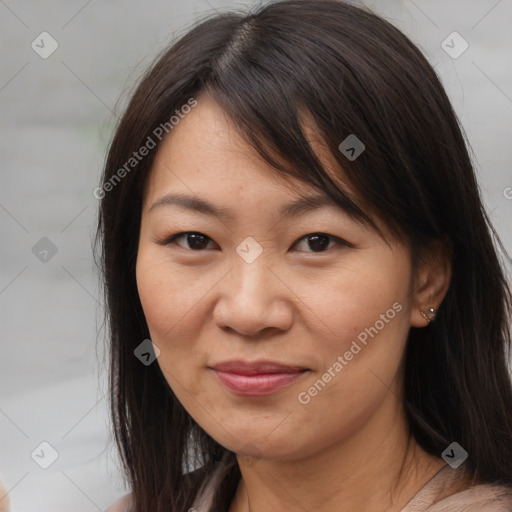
[98,1,512,510]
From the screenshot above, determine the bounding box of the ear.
[410,239,452,328]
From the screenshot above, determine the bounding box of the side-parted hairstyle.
[95,1,512,510]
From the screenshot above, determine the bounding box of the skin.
[136,94,452,512]
[0,480,8,512]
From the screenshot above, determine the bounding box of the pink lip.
[209,360,309,396]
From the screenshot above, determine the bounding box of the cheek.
[135,250,214,342]
[285,257,412,441]
[293,254,412,355]
[136,261,175,339]
[136,252,208,404]
[135,249,226,396]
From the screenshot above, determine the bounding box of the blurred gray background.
[1,0,511,510]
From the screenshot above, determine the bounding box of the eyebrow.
[148,192,341,220]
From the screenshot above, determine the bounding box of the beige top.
[107,463,512,512]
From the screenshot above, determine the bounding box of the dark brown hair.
[95,1,512,510]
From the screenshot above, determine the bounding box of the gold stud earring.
[420,306,436,324]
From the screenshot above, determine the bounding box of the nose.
[213,256,294,337]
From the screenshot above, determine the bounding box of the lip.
[209,360,309,396]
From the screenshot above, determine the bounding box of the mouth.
[208,359,310,396]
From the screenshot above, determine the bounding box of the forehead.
[143,95,353,206]
[140,96,395,245]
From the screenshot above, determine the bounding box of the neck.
[229,392,445,512]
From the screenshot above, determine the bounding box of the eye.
[162,232,216,251]
[159,231,352,253]
[293,233,350,253]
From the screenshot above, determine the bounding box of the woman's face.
[136,95,421,462]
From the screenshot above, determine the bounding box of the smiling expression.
[136,94,420,461]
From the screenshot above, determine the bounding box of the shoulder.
[104,468,211,512]
[105,493,133,512]
[423,467,512,512]
[404,464,512,512]
[0,480,9,512]
[428,481,512,511]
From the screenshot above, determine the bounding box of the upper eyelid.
[163,231,352,249]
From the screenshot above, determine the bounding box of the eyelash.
[159,231,353,253]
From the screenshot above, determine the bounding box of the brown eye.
[294,233,349,253]
[165,232,215,250]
